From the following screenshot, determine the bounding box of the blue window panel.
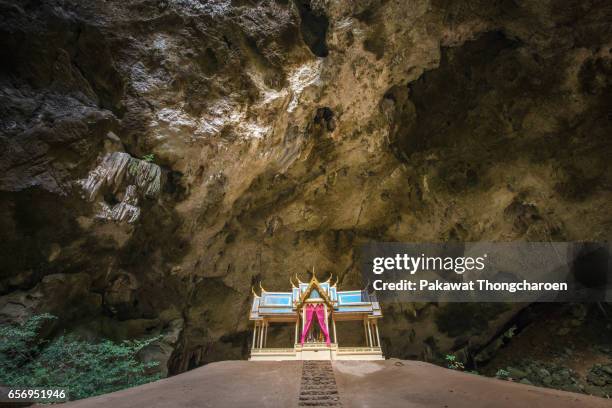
[338,292,363,304]
[336,306,372,313]
[259,308,295,314]
[263,294,292,306]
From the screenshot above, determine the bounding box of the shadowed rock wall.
[1,0,610,376]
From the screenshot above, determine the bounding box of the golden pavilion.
[249,275,384,361]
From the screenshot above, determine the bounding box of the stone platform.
[249,343,385,361]
[56,360,612,408]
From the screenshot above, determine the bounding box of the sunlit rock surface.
[78,152,162,223]
[0,0,610,380]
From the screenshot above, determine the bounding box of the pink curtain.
[299,304,315,345]
[315,305,331,345]
[299,304,331,346]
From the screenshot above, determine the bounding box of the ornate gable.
[295,277,334,309]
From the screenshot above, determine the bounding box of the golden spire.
[259,281,267,293]
[295,273,304,285]
[311,266,318,283]
[251,286,260,297]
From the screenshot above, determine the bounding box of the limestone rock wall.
[1,0,610,374]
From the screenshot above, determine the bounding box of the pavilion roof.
[249,273,382,320]
[294,276,334,309]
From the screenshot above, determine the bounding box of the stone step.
[300,395,340,401]
[299,391,340,396]
[301,382,336,386]
[298,360,342,407]
[301,384,337,388]
[300,388,339,393]
[300,393,339,398]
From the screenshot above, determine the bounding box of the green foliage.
[445,354,465,371]
[142,154,155,163]
[504,326,516,339]
[0,314,161,400]
[496,368,510,379]
[0,313,56,368]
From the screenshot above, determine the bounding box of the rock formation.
[1,0,610,380]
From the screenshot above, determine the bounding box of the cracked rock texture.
[1,0,611,376]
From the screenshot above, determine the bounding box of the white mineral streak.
[78,152,162,223]
[96,185,141,223]
[237,121,269,139]
[335,17,355,32]
[247,68,288,105]
[170,0,231,17]
[195,99,270,140]
[195,100,241,136]
[157,108,198,131]
[287,60,322,113]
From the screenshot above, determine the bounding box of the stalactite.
[78,153,162,223]
[78,152,162,201]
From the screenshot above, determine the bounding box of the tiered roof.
[249,275,382,321]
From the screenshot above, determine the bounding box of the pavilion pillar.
[375,321,381,348]
[258,323,261,348]
[367,320,373,348]
[294,318,299,345]
[332,317,337,344]
[264,321,268,348]
[363,319,370,347]
[259,321,264,348]
[324,305,330,333]
[252,322,257,349]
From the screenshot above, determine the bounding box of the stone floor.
[55,360,611,408]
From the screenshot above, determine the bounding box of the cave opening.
[314,106,335,131]
[571,243,609,290]
[295,0,329,57]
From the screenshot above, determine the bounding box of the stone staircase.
[298,361,342,407]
